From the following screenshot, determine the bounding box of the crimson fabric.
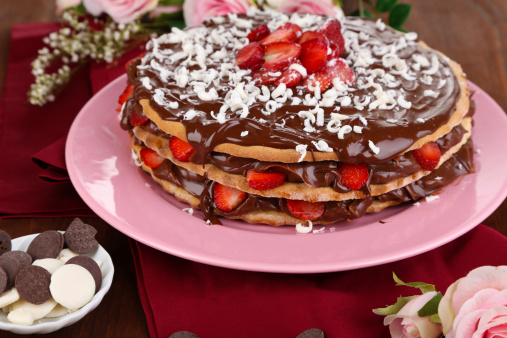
[131,225,507,338]
[0,23,94,217]
[0,23,142,217]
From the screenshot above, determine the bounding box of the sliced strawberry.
[326,58,355,84]
[251,69,279,85]
[327,43,342,60]
[247,24,270,42]
[337,163,369,190]
[412,142,441,171]
[299,38,328,74]
[317,19,343,47]
[286,200,325,221]
[214,183,247,213]
[297,31,328,45]
[263,42,301,72]
[140,148,164,169]
[260,28,298,46]
[236,42,264,71]
[130,111,149,126]
[304,58,355,92]
[274,67,303,88]
[277,23,302,38]
[246,170,286,190]
[303,72,332,93]
[169,136,195,162]
[118,84,134,105]
[331,33,345,58]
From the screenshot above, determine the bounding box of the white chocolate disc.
[33,258,64,274]
[10,298,57,320]
[45,304,71,318]
[50,265,95,310]
[0,288,20,308]
[7,308,34,326]
[57,249,79,263]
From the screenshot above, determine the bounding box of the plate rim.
[66,76,507,273]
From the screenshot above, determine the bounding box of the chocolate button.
[297,328,325,338]
[15,265,52,305]
[0,230,11,255]
[27,230,64,261]
[2,251,32,268]
[0,256,22,289]
[0,267,7,294]
[66,256,102,293]
[64,218,98,254]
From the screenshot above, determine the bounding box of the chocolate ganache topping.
[123,10,465,165]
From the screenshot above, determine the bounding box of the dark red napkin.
[0,23,141,218]
[131,225,507,338]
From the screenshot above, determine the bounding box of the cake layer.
[131,139,474,226]
[122,11,470,164]
[132,117,471,202]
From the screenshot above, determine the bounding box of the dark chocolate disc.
[0,230,11,255]
[64,218,98,254]
[297,328,325,338]
[0,256,22,289]
[66,256,102,293]
[26,230,63,261]
[0,267,7,294]
[15,265,52,305]
[2,251,32,268]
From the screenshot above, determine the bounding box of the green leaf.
[430,313,442,323]
[388,3,411,28]
[373,295,417,316]
[168,18,186,30]
[350,9,373,18]
[153,11,184,23]
[333,0,343,6]
[158,0,184,6]
[67,4,87,15]
[418,292,443,317]
[376,0,398,12]
[393,272,436,293]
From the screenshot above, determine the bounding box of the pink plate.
[66,76,507,273]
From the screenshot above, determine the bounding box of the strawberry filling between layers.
[133,137,474,225]
[135,118,470,195]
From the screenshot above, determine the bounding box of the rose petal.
[473,306,507,337]
[439,279,462,335]
[452,266,507,315]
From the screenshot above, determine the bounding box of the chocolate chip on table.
[15,265,52,305]
[0,256,22,289]
[0,267,7,294]
[0,230,11,255]
[26,230,64,261]
[297,328,325,338]
[2,251,33,268]
[169,332,200,338]
[64,218,99,254]
[66,256,102,293]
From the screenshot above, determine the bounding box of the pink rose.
[56,0,82,14]
[277,0,342,18]
[183,0,251,27]
[384,291,443,338]
[83,0,159,23]
[438,266,507,338]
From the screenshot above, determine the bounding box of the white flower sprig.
[28,11,142,106]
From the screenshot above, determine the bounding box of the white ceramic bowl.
[0,232,114,334]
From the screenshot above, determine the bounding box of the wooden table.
[0,0,506,336]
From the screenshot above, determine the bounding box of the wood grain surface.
[0,0,506,336]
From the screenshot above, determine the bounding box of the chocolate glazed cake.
[119,9,474,227]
